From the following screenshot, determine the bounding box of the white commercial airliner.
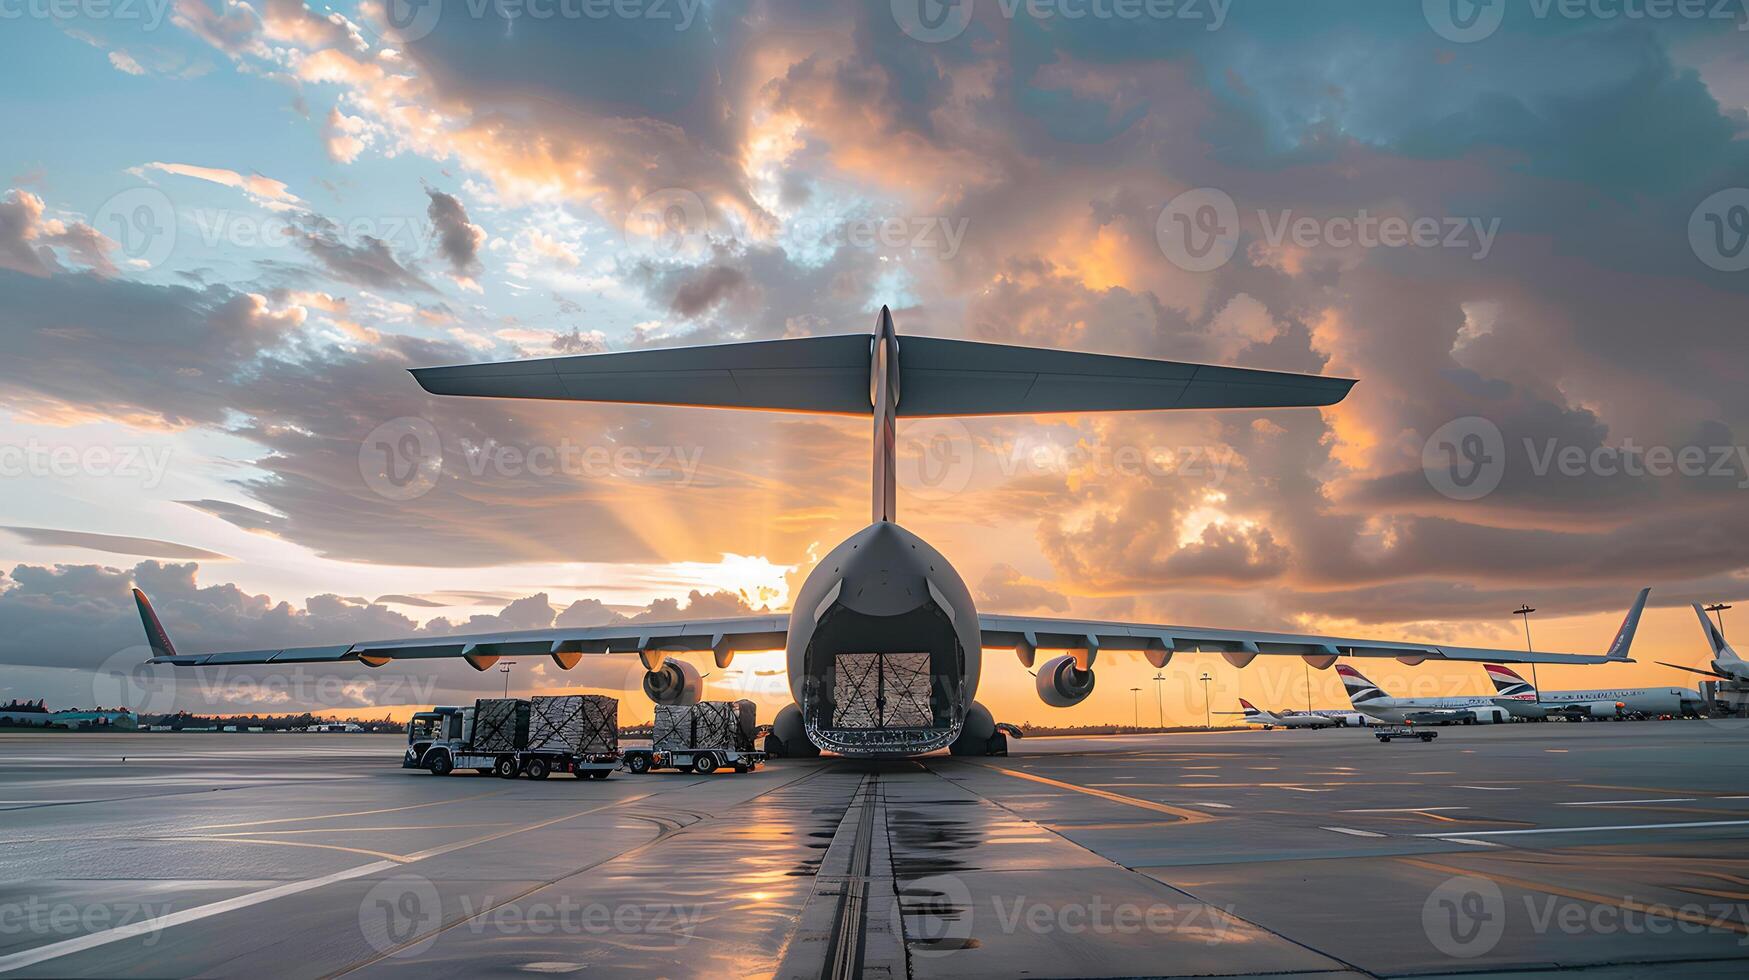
[131,308,1644,758]
[1228,699,1339,729]
[1482,663,1705,720]
[1656,603,1749,684]
[1336,591,1646,726]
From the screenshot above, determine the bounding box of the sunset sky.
[2,1,1747,725]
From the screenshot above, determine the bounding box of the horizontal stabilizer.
[411,334,873,415]
[896,336,1354,416]
[410,333,1354,417]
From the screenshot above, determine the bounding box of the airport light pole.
[500,661,518,698]
[1199,672,1212,729]
[1514,605,1539,694]
[1152,672,1166,728]
[1706,603,1732,639]
[1129,686,1141,729]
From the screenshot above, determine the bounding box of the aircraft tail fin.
[1483,663,1537,700]
[1604,588,1651,659]
[1692,603,1741,662]
[1238,698,1263,720]
[1334,663,1387,705]
[132,589,178,661]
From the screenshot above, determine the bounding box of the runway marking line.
[986,767,1215,824]
[1418,818,1749,839]
[1343,806,1469,813]
[0,793,655,976]
[189,790,508,831]
[1557,798,1697,806]
[1441,838,1503,847]
[1322,827,1386,838]
[1396,857,1749,937]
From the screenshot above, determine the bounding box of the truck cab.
[403,706,468,770]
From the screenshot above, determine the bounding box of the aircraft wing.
[1654,661,1730,680]
[978,588,1648,670]
[132,589,788,671]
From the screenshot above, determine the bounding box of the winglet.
[1605,588,1651,659]
[132,588,178,660]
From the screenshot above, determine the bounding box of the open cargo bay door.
[830,652,936,730]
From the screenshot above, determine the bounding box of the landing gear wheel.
[495,756,519,779]
[692,753,719,774]
[427,753,452,776]
[627,754,651,774]
[525,757,550,780]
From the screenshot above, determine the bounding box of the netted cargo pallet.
[472,698,529,753]
[653,701,758,751]
[832,652,933,730]
[528,694,618,754]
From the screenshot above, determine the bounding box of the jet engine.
[642,659,703,705]
[1035,654,1096,707]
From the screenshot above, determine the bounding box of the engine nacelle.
[642,659,703,705]
[1584,701,1621,720]
[1036,654,1096,707]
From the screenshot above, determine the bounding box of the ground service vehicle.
[1374,722,1437,743]
[405,695,620,778]
[623,700,765,774]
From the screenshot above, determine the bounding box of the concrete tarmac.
[2,722,1747,978]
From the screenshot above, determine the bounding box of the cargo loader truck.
[405,695,621,779]
[622,700,765,774]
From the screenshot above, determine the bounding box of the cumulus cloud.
[425,189,485,287]
[0,190,116,278]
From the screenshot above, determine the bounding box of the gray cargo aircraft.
[132,309,1639,757]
